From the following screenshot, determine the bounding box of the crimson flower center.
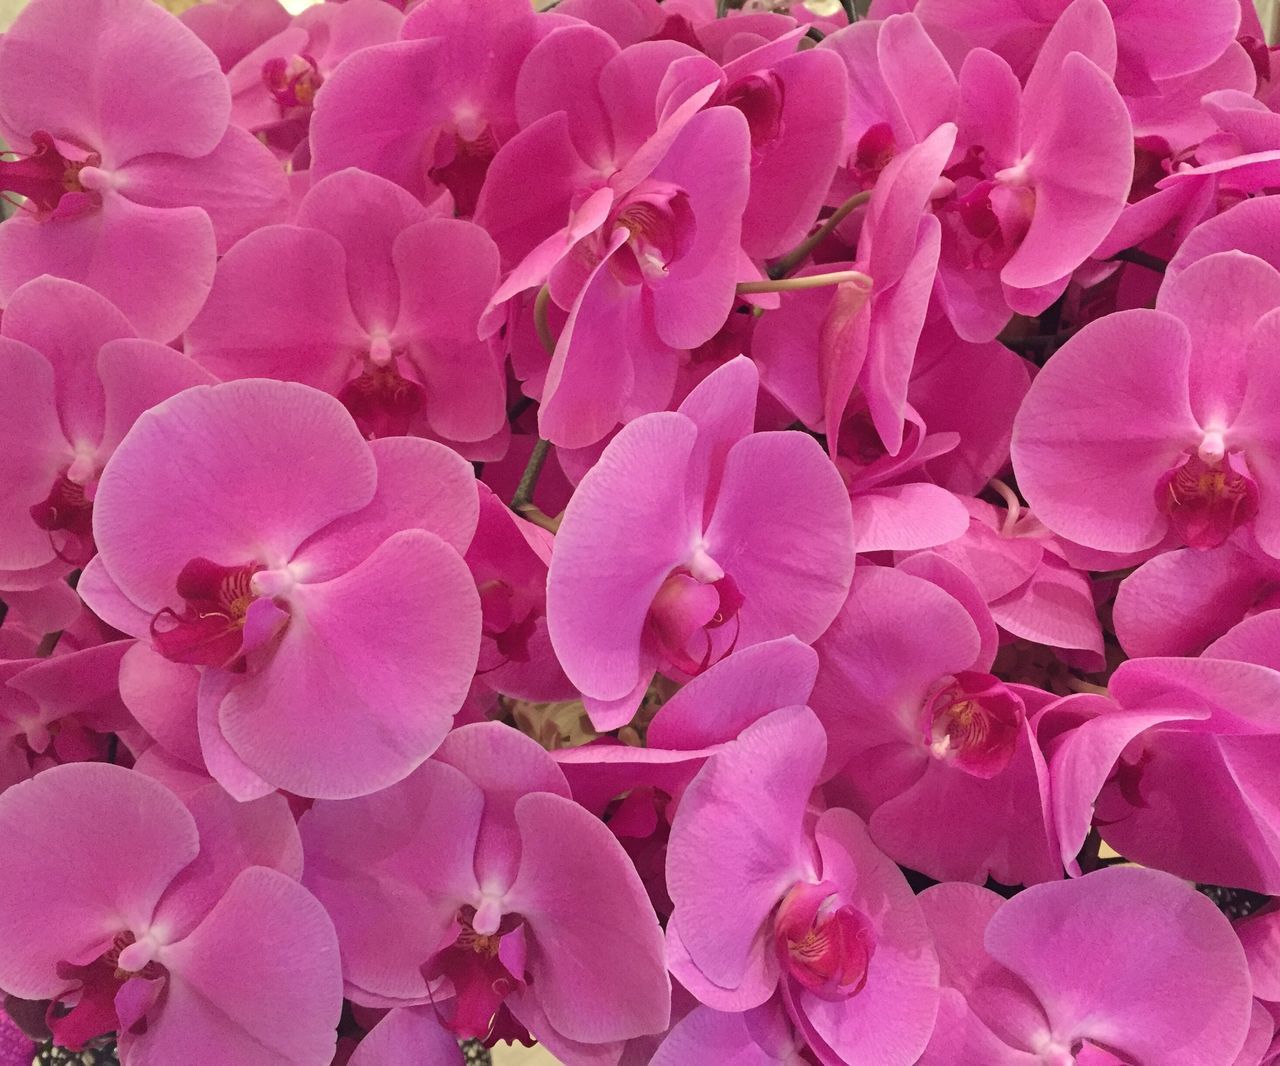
[150,557,271,668]
[1156,451,1259,550]
[923,671,1023,778]
[608,182,696,286]
[262,53,323,112]
[0,131,101,217]
[338,353,426,438]
[775,882,876,1002]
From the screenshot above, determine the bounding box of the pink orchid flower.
[226,0,404,161]
[1043,635,1280,892]
[310,0,563,213]
[812,564,1061,885]
[819,13,960,203]
[477,27,751,446]
[666,704,940,1064]
[1013,250,1280,556]
[299,723,671,1053]
[78,379,482,800]
[466,483,575,703]
[654,30,850,260]
[185,168,506,453]
[0,642,134,793]
[753,124,953,457]
[0,0,288,340]
[0,276,214,592]
[931,1,1134,341]
[1113,529,1280,658]
[912,0,1241,96]
[0,763,342,1063]
[917,866,1253,1064]
[546,357,854,730]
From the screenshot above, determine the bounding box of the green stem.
[769,189,872,278]
[737,269,872,296]
[511,438,551,513]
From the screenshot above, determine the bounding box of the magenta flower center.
[646,566,744,676]
[151,557,269,668]
[0,131,100,217]
[775,882,877,1001]
[428,125,501,217]
[48,931,166,1052]
[1155,451,1259,550]
[29,470,96,565]
[424,906,526,1040]
[850,122,897,191]
[337,356,427,438]
[923,671,1023,777]
[938,146,1036,271]
[262,53,323,113]
[722,71,786,151]
[608,183,696,286]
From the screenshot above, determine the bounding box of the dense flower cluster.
[1,0,1279,1062]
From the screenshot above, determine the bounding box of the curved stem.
[1065,675,1110,697]
[511,437,550,512]
[769,189,872,279]
[1109,247,1167,274]
[533,284,556,355]
[737,269,872,296]
[988,477,1022,536]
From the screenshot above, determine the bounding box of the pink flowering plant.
[3,0,1280,1063]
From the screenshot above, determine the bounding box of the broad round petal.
[1011,309,1199,552]
[134,867,342,1066]
[505,792,671,1043]
[218,529,479,798]
[985,866,1252,1065]
[92,379,377,612]
[704,430,855,647]
[0,763,198,999]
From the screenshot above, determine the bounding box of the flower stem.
[533,284,556,355]
[511,437,551,514]
[769,190,872,279]
[1109,247,1167,274]
[737,269,872,295]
